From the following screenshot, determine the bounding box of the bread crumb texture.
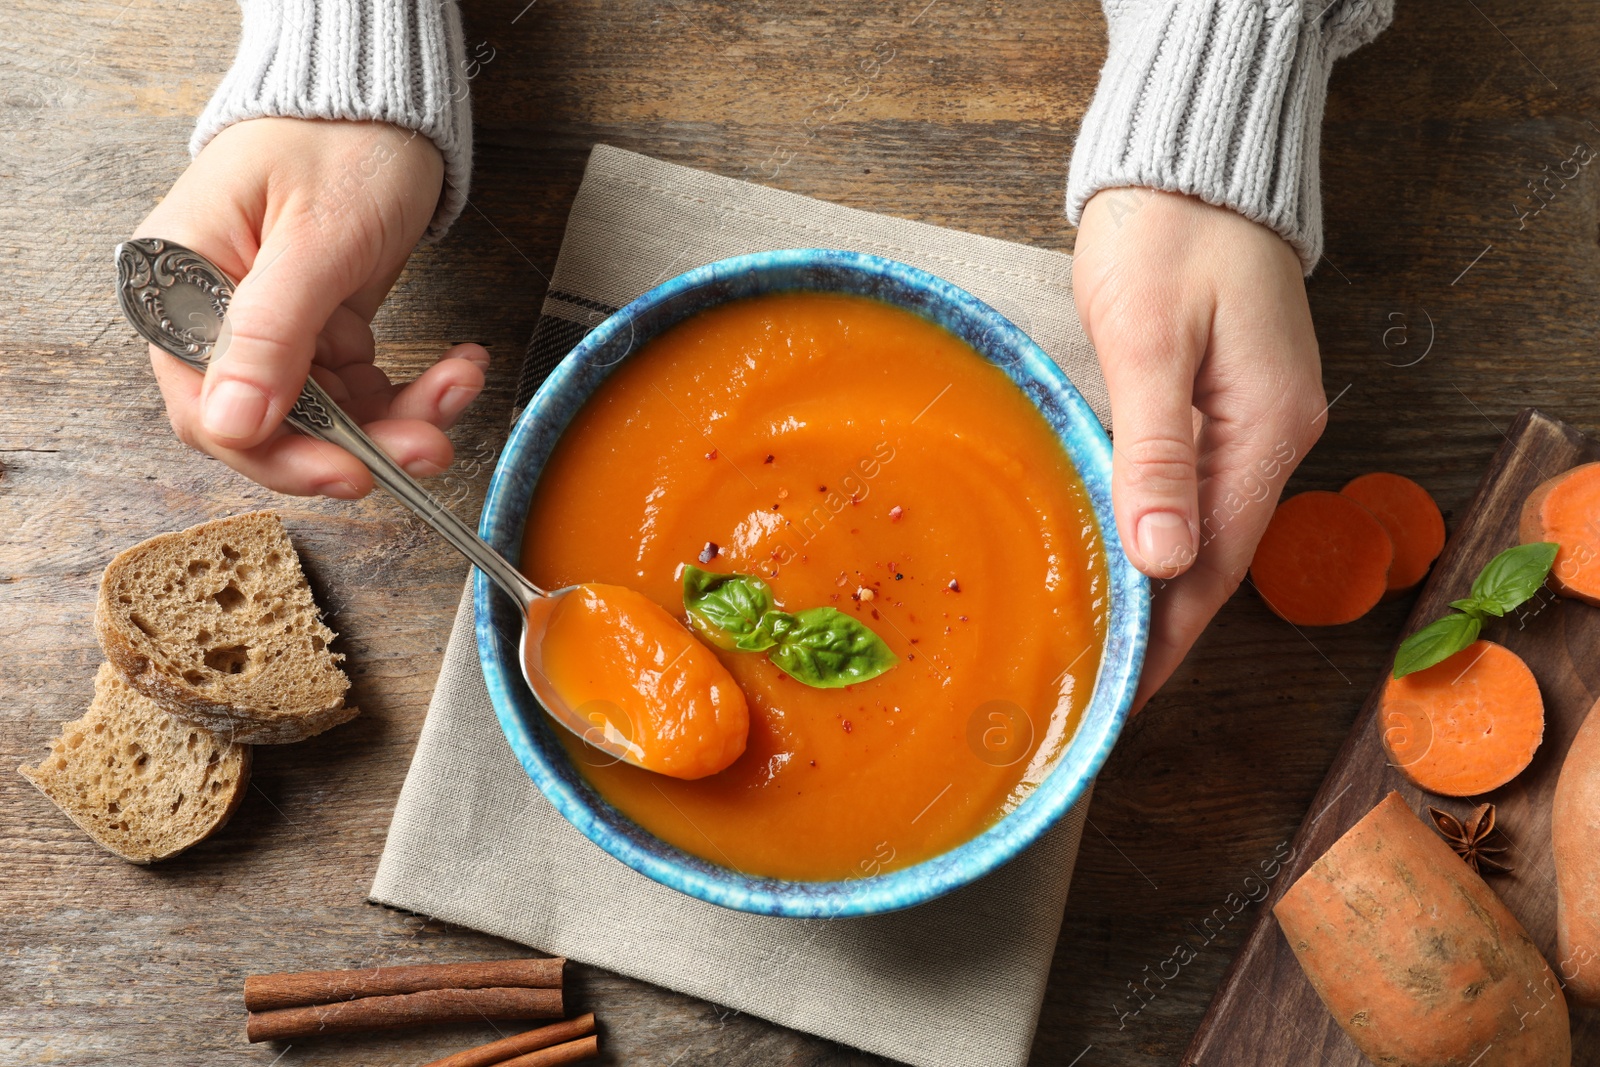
[95,511,356,743]
[20,663,251,863]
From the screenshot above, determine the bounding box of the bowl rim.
[476,248,1149,917]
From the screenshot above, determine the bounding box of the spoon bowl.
[518,589,648,767]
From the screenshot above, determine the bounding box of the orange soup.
[534,583,749,780]
[521,291,1105,881]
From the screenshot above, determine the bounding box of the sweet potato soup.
[520,291,1105,881]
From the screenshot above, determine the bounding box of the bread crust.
[20,747,254,863]
[19,665,253,863]
[95,603,358,744]
[94,511,356,744]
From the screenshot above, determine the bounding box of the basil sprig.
[1392,542,1557,678]
[682,565,897,688]
[1458,540,1560,615]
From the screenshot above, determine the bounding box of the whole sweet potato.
[1275,792,1569,1066]
[1554,697,1600,1006]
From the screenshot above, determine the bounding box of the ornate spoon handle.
[115,237,542,611]
[285,377,541,608]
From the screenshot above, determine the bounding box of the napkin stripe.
[547,290,620,315]
[514,291,619,413]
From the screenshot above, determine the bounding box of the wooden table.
[3,1,1598,1063]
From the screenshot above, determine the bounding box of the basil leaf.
[766,607,898,688]
[1393,611,1481,679]
[1468,542,1559,614]
[681,565,775,649]
[734,609,792,652]
[679,565,897,688]
[1448,597,1500,618]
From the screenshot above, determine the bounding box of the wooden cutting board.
[1184,407,1600,1065]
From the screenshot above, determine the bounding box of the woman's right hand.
[132,117,489,498]
[1074,189,1328,710]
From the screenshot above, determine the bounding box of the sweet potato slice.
[1250,491,1393,626]
[1275,792,1570,1067]
[1554,696,1600,1007]
[1520,461,1600,605]
[1380,639,1544,796]
[1342,472,1446,596]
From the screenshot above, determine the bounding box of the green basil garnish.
[1393,612,1482,679]
[736,606,787,653]
[1392,542,1557,678]
[682,566,776,650]
[1469,541,1559,611]
[1448,596,1503,618]
[681,565,897,688]
[765,607,900,688]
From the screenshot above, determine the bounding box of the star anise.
[1428,803,1513,875]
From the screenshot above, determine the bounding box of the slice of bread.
[20,663,251,863]
[95,511,357,744]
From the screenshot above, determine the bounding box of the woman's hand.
[133,117,488,498]
[1073,189,1327,709]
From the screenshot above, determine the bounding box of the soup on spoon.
[530,584,750,780]
[530,566,899,779]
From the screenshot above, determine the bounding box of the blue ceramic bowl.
[476,249,1148,918]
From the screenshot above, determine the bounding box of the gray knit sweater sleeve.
[192,0,472,240]
[1066,0,1392,273]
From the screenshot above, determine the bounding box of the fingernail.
[1136,511,1195,575]
[404,457,446,478]
[201,379,269,440]
[314,477,364,499]
[439,385,477,421]
[460,346,490,367]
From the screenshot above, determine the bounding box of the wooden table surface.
[3,1,1599,1064]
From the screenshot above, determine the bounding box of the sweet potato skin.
[1520,462,1600,607]
[1554,697,1600,1007]
[1275,792,1570,1067]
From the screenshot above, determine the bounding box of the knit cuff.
[191,0,473,241]
[1066,0,1392,274]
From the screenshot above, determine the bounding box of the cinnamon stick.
[497,1035,599,1067]
[244,958,564,1011]
[245,986,563,1043]
[420,1017,598,1067]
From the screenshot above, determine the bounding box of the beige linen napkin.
[371,144,1108,1067]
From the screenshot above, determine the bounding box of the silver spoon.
[114,237,645,768]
